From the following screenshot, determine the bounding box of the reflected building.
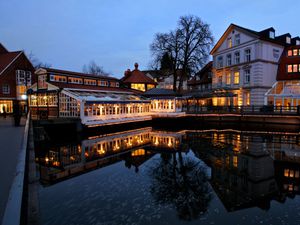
[189,131,300,211]
[36,127,187,184]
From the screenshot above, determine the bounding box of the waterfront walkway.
[0,116,26,223]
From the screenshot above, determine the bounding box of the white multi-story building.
[210,24,290,106]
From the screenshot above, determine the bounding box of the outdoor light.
[21,94,27,100]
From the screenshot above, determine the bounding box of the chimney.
[124,69,131,77]
[134,62,139,70]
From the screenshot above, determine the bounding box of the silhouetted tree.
[148,152,212,220]
[82,60,108,76]
[150,15,214,92]
[28,52,52,69]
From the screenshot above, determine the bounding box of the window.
[26,71,32,86]
[16,70,26,85]
[2,84,10,94]
[245,49,251,62]
[234,71,240,84]
[226,73,231,85]
[84,79,97,86]
[287,65,293,73]
[234,52,240,64]
[227,54,232,66]
[99,80,108,87]
[217,56,223,68]
[116,82,119,87]
[273,49,280,59]
[235,34,240,45]
[68,77,83,84]
[269,31,275,39]
[286,36,291,44]
[288,50,293,56]
[244,69,250,84]
[293,64,298,72]
[293,49,298,56]
[297,40,300,45]
[227,37,232,48]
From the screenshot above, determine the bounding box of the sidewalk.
[0,116,26,223]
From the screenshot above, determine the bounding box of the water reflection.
[149,152,212,220]
[35,128,300,224]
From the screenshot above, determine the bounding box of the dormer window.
[286,36,291,44]
[269,31,275,39]
[296,40,300,45]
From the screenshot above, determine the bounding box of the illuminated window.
[235,34,240,45]
[290,170,294,178]
[245,49,251,62]
[293,64,298,72]
[147,84,155,90]
[287,65,293,73]
[227,37,232,48]
[226,73,231,85]
[131,83,145,91]
[295,171,300,178]
[287,50,293,56]
[284,169,289,177]
[245,92,250,106]
[293,49,298,56]
[234,52,240,64]
[227,54,232,66]
[234,72,240,84]
[2,84,10,94]
[233,156,238,168]
[244,69,250,84]
[84,79,97,86]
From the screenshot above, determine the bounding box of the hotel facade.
[210,24,290,106]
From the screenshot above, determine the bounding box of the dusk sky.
[1,0,299,78]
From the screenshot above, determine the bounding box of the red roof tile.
[0,51,22,75]
[121,63,157,85]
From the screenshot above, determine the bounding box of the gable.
[211,24,258,55]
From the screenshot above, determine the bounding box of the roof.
[62,89,150,104]
[143,88,177,96]
[48,82,140,93]
[0,51,22,75]
[42,67,119,81]
[121,63,157,85]
[210,24,290,55]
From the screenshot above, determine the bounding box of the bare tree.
[82,60,108,76]
[27,51,52,69]
[150,15,214,92]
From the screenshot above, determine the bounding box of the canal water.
[34,126,300,225]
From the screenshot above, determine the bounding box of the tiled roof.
[122,69,157,84]
[43,67,119,81]
[0,51,22,75]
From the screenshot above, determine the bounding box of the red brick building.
[266,42,300,108]
[121,63,157,92]
[0,43,35,113]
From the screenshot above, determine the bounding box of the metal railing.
[184,105,300,116]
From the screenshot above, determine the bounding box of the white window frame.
[234,51,240,64]
[244,49,251,62]
[244,69,250,84]
[2,84,10,94]
[235,34,240,45]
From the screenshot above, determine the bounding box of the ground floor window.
[0,100,13,113]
